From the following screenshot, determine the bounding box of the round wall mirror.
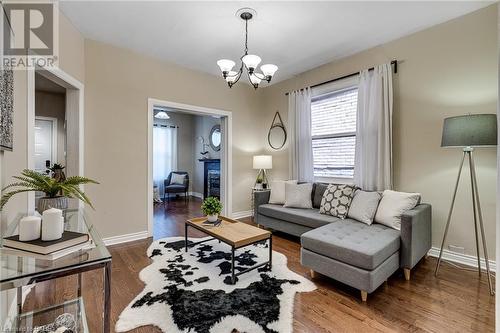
[209,125,221,151]
[268,125,287,149]
[268,111,287,150]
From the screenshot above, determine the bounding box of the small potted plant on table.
[0,169,99,212]
[201,196,222,222]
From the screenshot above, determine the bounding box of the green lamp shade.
[441,114,497,147]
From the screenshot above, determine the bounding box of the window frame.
[310,75,359,183]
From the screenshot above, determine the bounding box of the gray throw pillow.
[283,183,313,209]
[312,183,329,208]
[319,184,356,219]
[347,190,381,225]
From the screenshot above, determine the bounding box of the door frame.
[27,66,84,213]
[147,98,233,237]
[34,116,58,172]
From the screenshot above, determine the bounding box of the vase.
[37,196,68,213]
[207,214,218,222]
[52,169,66,183]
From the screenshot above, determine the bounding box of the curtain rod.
[153,124,178,128]
[285,60,398,96]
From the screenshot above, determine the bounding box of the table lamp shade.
[253,155,272,169]
[441,114,497,147]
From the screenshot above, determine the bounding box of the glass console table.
[0,210,112,332]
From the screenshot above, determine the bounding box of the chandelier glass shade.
[217,10,278,89]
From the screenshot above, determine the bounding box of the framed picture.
[0,67,14,151]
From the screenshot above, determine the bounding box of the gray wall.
[153,112,221,197]
[154,111,195,193]
[193,116,221,196]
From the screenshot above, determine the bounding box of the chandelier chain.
[244,18,248,55]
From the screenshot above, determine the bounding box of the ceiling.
[60,1,493,84]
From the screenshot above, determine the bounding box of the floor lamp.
[435,114,497,296]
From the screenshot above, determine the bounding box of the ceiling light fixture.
[154,111,170,119]
[217,8,278,89]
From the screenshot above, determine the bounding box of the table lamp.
[435,114,497,295]
[253,155,272,189]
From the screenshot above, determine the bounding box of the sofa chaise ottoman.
[253,184,432,301]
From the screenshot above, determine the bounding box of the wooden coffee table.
[185,216,272,284]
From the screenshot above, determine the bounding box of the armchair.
[164,171,189,203]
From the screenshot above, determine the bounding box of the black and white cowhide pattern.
[115,237,316,333]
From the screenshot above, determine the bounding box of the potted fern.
[0,169,99,212]
[201,196,222,222]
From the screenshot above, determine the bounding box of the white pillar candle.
[41,208,64,241]
[19,216,41,241]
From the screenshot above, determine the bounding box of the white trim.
[314,176,355,185]
[427,247,496,272]
[27,68,35,214]
[147,98,233,237]
[231,210,253,220]
[189,192,203,199]
[103,231,149,246]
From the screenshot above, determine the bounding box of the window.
[311,86,358,179]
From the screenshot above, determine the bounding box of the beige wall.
[84,39,263,238]
[1,10,84,226]
[261,5,498,259]
[0,10,85,327]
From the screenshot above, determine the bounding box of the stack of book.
[1,231,92,260]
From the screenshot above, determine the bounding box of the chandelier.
[217,8,278,89]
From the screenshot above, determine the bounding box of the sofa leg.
[361,291,368,302]
[404,268,411,281]
[310,269,317,279]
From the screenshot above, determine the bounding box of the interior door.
[34,118,57,174]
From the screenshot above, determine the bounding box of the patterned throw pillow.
[319,184,356,219]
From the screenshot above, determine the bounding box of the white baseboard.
[427,247,496,272]
[189,192,203,199]
[232,210,253,220]
[103,231,149,246]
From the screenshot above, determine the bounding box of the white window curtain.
[354,63,393,191]
[153,126,178,195]
[288,88,314,182]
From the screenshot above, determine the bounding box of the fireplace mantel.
[198,159,220,198]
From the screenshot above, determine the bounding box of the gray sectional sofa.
[253,183,432,301]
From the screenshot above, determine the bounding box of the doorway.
[34,116,58,174]
[28,67,84,213]
[147,98,232,239]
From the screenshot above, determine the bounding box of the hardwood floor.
[23,196,495,332]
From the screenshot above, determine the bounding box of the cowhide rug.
[115,236,316,333]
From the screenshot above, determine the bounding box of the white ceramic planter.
[207,214,218,222]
